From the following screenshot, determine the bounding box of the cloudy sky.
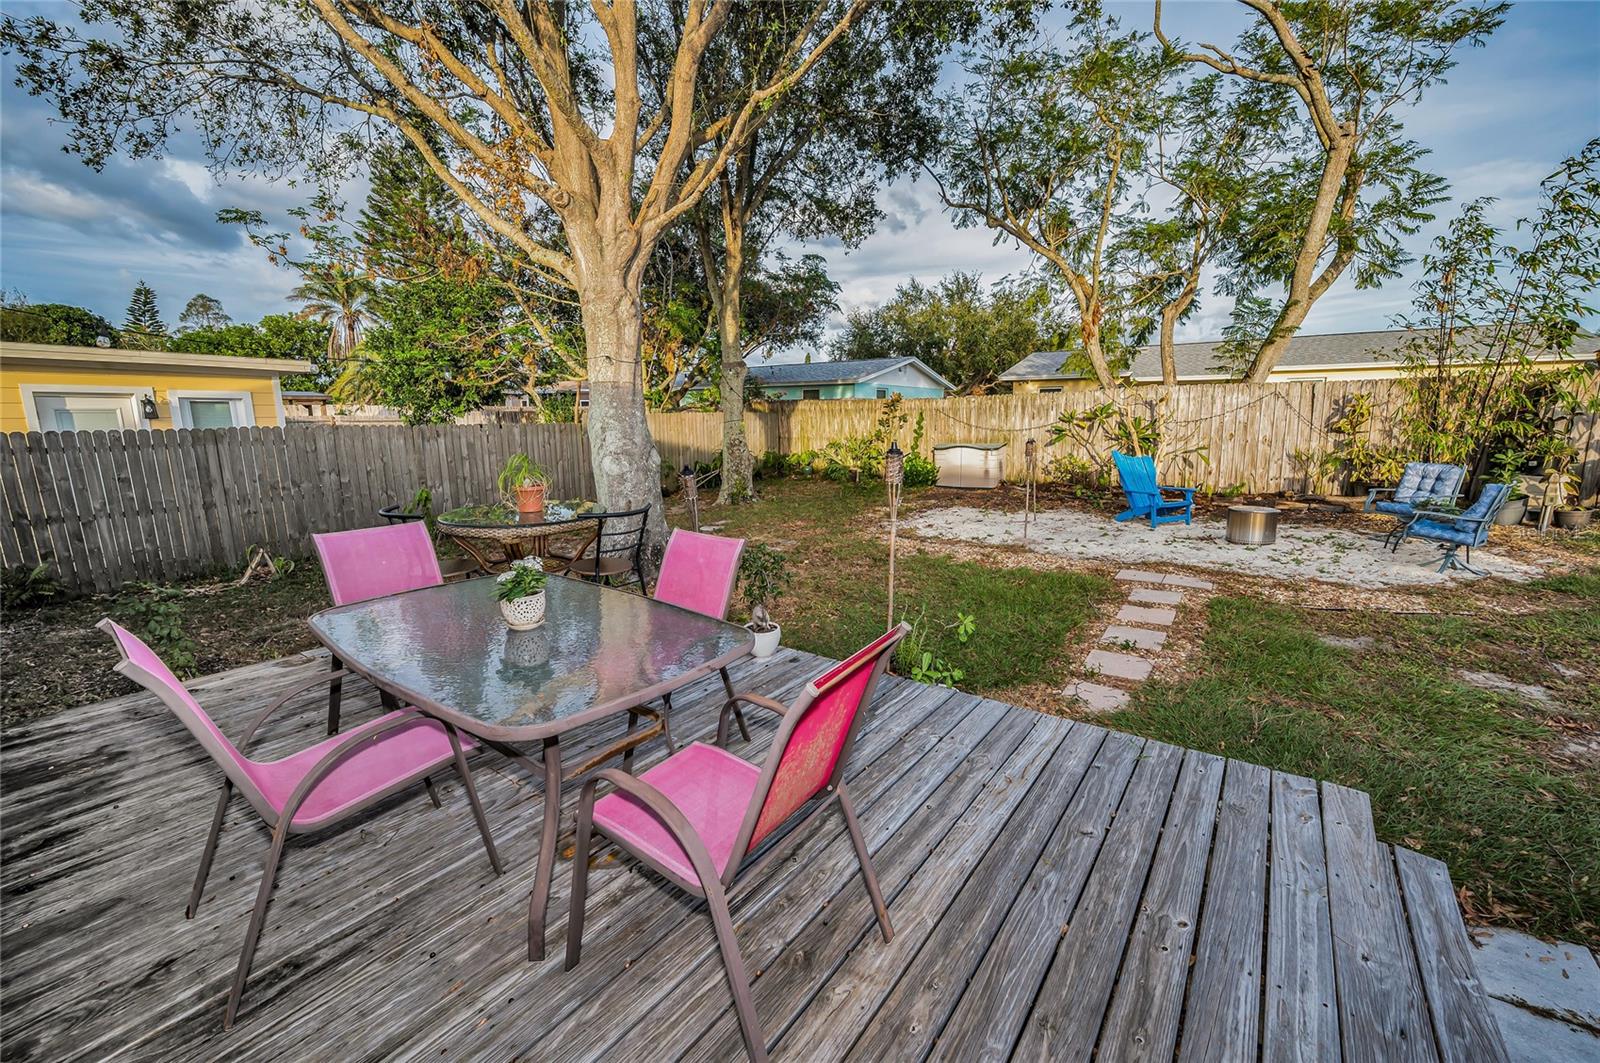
[2,1,1597,352]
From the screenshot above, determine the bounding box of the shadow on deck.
[0,648,1506,1060]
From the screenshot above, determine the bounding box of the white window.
[23,387,144,432]
[875,388,888,399]
[169,391,255,429]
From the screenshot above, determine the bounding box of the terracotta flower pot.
[514,483,546,514]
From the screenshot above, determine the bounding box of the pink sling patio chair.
[565,623,909,1063]
[99,618,501,1030]
[631,529,749,764]
[313,522,444,734]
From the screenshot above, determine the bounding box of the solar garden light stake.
[1022,437,1038,544]
[680,464,699,533]
[885,441,904,631]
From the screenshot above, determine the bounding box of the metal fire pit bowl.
[1226,505,1281,545]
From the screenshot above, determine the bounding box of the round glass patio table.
[436,500,602,571]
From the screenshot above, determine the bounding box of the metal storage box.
[932,443,1006,489]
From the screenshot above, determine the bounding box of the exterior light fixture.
[140,395,159,420]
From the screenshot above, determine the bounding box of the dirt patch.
[2,567,330,725]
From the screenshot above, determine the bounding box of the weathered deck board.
[1393,846,1511,1063]
[1323,783,1438,1063]
[0,649,1506,1062]
[1177,758,1271,1063]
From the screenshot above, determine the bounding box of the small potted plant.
[738,543,792,658]
[1489,449,1529,526]
[495,562,549,630]
[499,453,551,514]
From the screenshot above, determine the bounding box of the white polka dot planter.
[496,572,547,631]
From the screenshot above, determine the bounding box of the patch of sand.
[904,505,1544,589]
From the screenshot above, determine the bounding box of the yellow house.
[0,342,314,433]
[999,327,1598,393]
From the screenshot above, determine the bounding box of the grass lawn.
[1106,574,1599,946]
[685,478,1112,695]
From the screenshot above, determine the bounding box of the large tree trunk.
[1245,132,1356,382]
[1157,276,1199,386]
[714,216,756,504]
[573,264,670,557]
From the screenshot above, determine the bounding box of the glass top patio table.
[306,574,753,742]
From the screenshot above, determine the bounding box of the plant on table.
[495,563,550,630]
[738,543,792,656]
[498,452,551,513]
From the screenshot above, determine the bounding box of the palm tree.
[289,263,376,362]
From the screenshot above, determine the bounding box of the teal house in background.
[741,356,953,400]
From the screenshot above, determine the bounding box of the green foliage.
[497,453,550,503]
[405,486,436,535]
[169,314,333,390]
[116,583,196,677]
[1394,142,1600,472]
[352,277,530,424]
[1319,394,1404,489]
[2,563,63,609]
[737,543,792,631]
[1490,449,1527,493]
[495,565,549,602]
[901,609,976,687]
[121,280,166,349]
[0,298,119,347]
[829,272,1060,393]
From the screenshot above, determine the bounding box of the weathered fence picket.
[4,379,1594,594]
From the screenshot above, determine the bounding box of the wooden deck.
[1,647,1507,1061]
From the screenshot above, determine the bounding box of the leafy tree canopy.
[0,298,118,347]
[349,277,539,425]
[178,293,230,332]
[830,272,1061,394]
[169,314,334,391]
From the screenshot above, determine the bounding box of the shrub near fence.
[0,423,593,594]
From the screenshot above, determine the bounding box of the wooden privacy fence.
[7,379,1597,594]
[650,378,1600,501]
[1,422,593,594]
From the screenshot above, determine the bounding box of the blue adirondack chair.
[1393,482,1511,574]
[1111,450,1195,528]
[1365,462,1467,547]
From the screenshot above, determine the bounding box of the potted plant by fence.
[499,453,551,514]
[738,543,792,658]
[1490,449,1530,526]
[495,562,549,630]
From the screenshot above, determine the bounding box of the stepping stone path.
[1061,569,1216,714]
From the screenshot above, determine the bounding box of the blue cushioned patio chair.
[1393,482,1511,574]
[1111,450,1195,528]
[1365,462,1466,546]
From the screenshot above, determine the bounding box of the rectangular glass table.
[307,574,753,960]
